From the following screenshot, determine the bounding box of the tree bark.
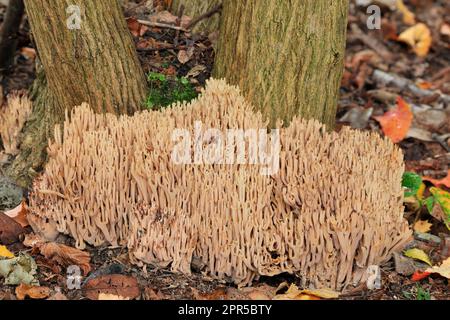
[6,0,148,187]
[171,0,221,33]
[0,0,24,75]
[213,0,349,129]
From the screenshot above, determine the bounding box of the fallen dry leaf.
[413,220,432,234]
[398,23,432,57]
[4,200,29,227]
[396,0,416,25]
[426,257,450,279]
[302,288,340,299]
[126,17,148,37]
[423,170,450,188]
[273,283,339,300]
[47,291,68,300]
[15,284,50,300]
[39,242,91,275]
[83,274,140,300]
[192,287,228,300]
[22,234,46,248]
[98,293,130,300]
[374,97,413,143]
[404,248,432,266]
[19,47,36,60]
[178,47,194,64]
[143,287,167,300]
[0,212,25,245]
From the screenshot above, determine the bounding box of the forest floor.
[0,0,449,300]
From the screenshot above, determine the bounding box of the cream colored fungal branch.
[0,94,32,155]
[29,79,412,290]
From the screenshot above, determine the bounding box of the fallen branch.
[137,20,187,32]
[373,69,450,104]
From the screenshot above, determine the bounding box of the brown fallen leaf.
[15,284,50,300]
[22,233,46,248]
[83,274,140,300]
[247,289,273,300]
[0,212,25,245]
[98,293,130,300]
[178,47,194,64]
[4,200,29,227]
[143,287,167,300]
[126,17,148,37]
[47,291,68,300]
[39,242,91,275]
[192,287,228,300]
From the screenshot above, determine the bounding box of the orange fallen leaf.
[423,170,450,188]
[398,23,432,57]
[396,0,416,25]
[416,81,433,90]
[20,47,36,60]
[374,97,413,143]
[15,284,50,300]
[4,200,29,227]
[411,271,431,281]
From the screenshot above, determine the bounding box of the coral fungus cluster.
[29,79,411,290]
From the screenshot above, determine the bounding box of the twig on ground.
[373,69,450,104]
[137,20,187,32]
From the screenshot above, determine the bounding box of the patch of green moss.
[145,72,198,110]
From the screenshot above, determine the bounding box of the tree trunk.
[171,0,220,33]
[6,0,148,187]
[213,0,349,129]
[0,0,24,75]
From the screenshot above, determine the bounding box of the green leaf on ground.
[402,172,423,198]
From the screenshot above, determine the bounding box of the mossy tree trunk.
[6,0,148,187]
[171,0,220,33]
[213,0,349,128]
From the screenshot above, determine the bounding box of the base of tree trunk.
[5,70,62,188]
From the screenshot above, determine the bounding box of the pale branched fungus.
[0,94,32,155]
[29,79,411,290]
